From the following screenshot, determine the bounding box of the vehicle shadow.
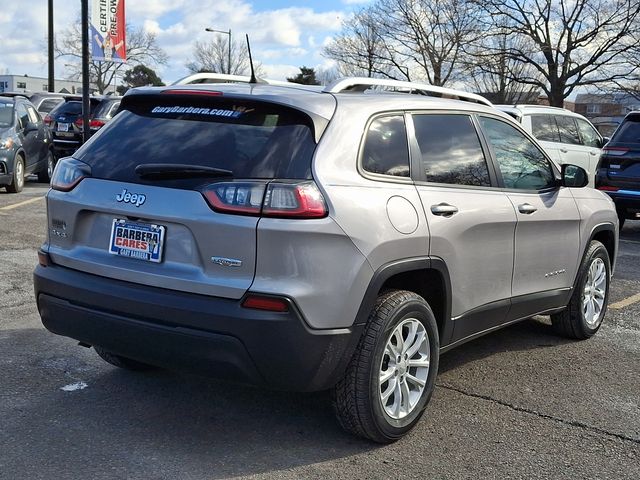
[0,319,571,479]
[438,316,569,375]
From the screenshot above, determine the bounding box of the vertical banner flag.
[90,0,126,62]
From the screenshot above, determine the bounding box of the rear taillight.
[89,119,105,130]
[602,147,629,156]
[597,186,620,192]
[51,158,92,192]
[201,181,328,218]
[44,115,52,126]
[202,182,265,215]
[262,182,327,218]
[74,117,83,128]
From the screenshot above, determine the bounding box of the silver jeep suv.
[34,76,618,443]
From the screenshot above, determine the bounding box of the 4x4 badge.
[211,256,242,267]
[116,189,146,207]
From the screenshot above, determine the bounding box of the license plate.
[108,219,165,263]
[58,123,69,132]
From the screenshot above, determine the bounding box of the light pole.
[205,27,232,74]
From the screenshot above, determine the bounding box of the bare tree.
[466,28,541,104]
[56,23,168,94]
[480,0,640,107]
[371,0,483,85]
[323,9,395,78]
[187,37,264,76]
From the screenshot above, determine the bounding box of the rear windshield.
[0,101,13,127]
[612,115,640,143]
[93,99,120,119]
[75,96,317,187]
[51,101,82,116]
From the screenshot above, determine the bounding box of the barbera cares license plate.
[108,219,165,263]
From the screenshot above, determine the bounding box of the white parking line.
[620,239,640,245]
[0,196,45,211]
[610,292,640,310]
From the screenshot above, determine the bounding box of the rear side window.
[75,96,317,187]
[361,115,410,177]
[555,116,581,145]
[38,98,62,113]
[413,114,490,187]
[611,115,640,143]
[530,115,560,142]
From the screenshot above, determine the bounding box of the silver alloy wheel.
[582,257,607,327]
[379,318,430,420]
[16,158,24,189]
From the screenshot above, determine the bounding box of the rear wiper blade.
[135,164,234,179]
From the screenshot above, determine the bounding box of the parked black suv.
[596,112,640,228]
[47,98,101,158]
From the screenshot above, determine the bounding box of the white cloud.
[0,0,359,85]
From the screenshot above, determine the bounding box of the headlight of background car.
[0,137,14,150]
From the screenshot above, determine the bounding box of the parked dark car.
[0,96,54,193]
[47,98,101,158]
[596,111,640,228]
[85,97,121,132]
[1,91,82,116]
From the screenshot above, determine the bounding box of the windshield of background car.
[611,114,640,144]
[0,101,14,127]
[74,95,317,188]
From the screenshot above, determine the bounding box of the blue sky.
[0,0,372,84]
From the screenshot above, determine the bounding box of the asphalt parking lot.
[1,179,639,480]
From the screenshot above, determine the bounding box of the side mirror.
[24,121,39,133]
[561,164,588,188]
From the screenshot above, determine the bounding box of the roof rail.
[172,72,300,88]
[323,77,493,107]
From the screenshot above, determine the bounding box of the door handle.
[518,203,537,214]
[431,203,459,216]
[590,151,598,156]
[560,148,568,153]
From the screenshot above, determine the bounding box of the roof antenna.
[246,34,258,84]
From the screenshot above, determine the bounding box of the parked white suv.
[496,105,605,186]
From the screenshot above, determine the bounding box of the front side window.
[413,114,490,187]
[361,115,410,177]
[576,118,601,148]
[530,114,560,142]
[480,117,556,191]
[555,115,581,145]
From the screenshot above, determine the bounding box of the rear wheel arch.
[354,257,452,343]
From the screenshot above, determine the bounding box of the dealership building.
[0,74,83,94]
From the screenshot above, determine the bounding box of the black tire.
[37,150,55,183]
[551,240,610,339]
[333,289,439,443]
[6,154,25,193]
[94,346,156,371]
[616,207,626,230]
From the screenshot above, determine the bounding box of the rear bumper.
[603,190,640,215]
[34,262,362,391]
